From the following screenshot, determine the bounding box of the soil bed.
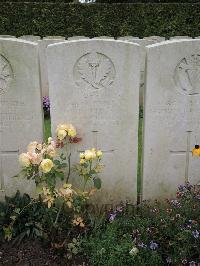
[0,239,87,266]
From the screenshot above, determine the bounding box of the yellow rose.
[80,159,85,164]
[19,153,31,167]
[68,124,76,137]
[57,129,67,140]
[90,149,97,159]
[84,150,94,160]
[96,150,103,158]
[68,128,76,137]
[57,124,69,132]
[80,153,85,159]
[40,159,54,173]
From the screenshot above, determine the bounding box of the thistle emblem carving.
[74,52,115,90]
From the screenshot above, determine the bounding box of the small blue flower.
[149,241,158,250]
[192,230,199,239]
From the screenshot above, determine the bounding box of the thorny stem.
[54,202,64,227]
[83,160,92,192]
[10,198,38,227]
[66,152,71,183]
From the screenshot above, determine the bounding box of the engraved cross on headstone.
[170,131,192,183]
[78,130,115,154]
[0,129,19,191]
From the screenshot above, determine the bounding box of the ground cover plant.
[81,183,200,265]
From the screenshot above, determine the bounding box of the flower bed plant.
[1,123,103,256]
[81,183,200,265]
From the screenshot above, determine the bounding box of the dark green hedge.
[0,3,200,38]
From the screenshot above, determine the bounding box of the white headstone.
[143,40,200,200]
[93,36,114,39]
[144,36,165,42]
[47,40,141,205]
[43,36,65,40]
[170,36,192,40]
[0,35,16,38]
[38,39,66,96]
[18,35,41,42]
[118,36,139,40]
[0,38,43,199]
[67,36,89,40]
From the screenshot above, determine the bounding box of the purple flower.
[170,199,181,208]
[116,206,123,213]
[43,96,50,111]
[109,213,116,222]
[178,184,185,191]
[192,230,199,239]
[138,242,147,248]
[185,182,193,190]
[149,241,158,250]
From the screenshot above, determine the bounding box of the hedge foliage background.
[0,3,200,38]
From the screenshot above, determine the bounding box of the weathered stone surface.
[43,36,65,40]
[93,36,114,39]
[0,38,43,199]
[38,39,66,96]
[128,39,157,106]
[67,36,89,40]
[47,40,141,204]
[118,36,139,40]
[170,36,192,40]
[18,35,41,42]
[143,40,200,200]
[0,35,16,38]
[144,36,165,42]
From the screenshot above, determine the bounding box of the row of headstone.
[1,35,197,41]
[1,37,200,204]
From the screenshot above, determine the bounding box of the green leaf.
[10,215,17,221]
[54,160,61,165]
[94,177,101,190]
[14,208,20,214]
[36,184,43,193]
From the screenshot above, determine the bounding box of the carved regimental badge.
[74,52,115,90]
[174,54,200,95]
[0,55,13,95]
